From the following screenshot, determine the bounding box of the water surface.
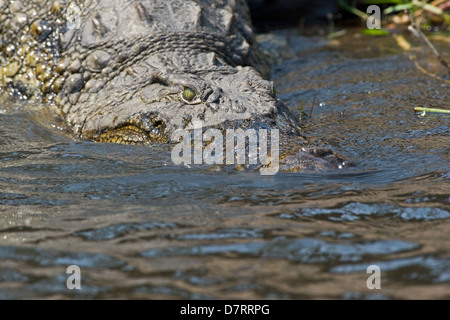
[0,28,449,299]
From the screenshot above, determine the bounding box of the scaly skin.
[0,0,350,171]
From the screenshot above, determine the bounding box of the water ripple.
[0,246,125,268]
[332,256,450,283]
[141,238,419,264]
[298,203,450,221]
[74,222,178,241]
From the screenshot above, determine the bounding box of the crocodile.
[0,0,350,172]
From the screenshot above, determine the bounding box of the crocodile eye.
[182,87,196,102]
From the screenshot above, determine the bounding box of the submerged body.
[0,0,349,171]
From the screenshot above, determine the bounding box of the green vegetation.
[361,28,391,35]
[414,106,450,114]
[338,0,450,31]
[338,1,449,113]
[298,99,316,122]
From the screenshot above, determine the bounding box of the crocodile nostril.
[205,88,221,103]
[207,102,219,111]
[202,87,214,102]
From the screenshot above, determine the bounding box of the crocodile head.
[64,51,283,144]
[0,0,290,145]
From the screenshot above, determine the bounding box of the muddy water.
[0,28,449,299]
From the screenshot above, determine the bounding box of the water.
[0,28,449,299]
